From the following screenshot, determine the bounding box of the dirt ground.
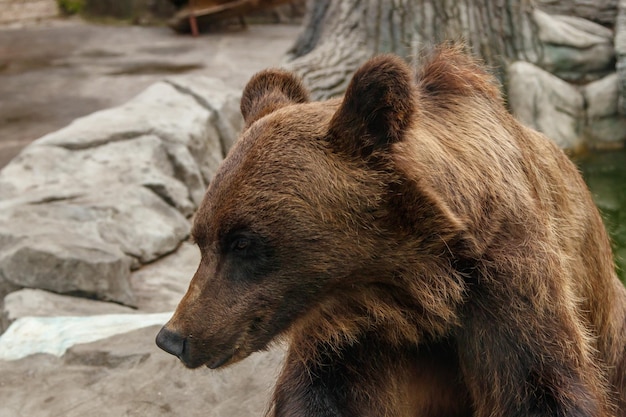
[0,17,300,168]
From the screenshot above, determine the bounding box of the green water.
[574,148,626,284]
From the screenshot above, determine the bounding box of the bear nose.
[155,326,186,358]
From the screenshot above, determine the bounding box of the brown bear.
[156,44,626,417]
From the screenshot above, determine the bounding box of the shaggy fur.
[156,45,626,417]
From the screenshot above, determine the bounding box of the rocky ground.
[0,17,299,168]
[0,18,298,417]
[0,245,286,417]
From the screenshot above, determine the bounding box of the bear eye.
[230,236,251,252]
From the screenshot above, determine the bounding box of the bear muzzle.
[156,325,238,369]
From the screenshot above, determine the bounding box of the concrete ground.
[0,17,300,168]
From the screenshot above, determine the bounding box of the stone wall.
[0,0,58,24]
[506,6,626,151]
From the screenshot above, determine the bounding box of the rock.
[0,135,196,216]
[617,0,626,115]
[34,81,225,186]
[0,234,135,306]
[0,326,284,417]
[1,288,136,332]
[130,241,199,312]
[583,73,626,147]
[166,76,244,155]
[71,187,190,264]
[533,9,615,82]
[0,186,190,264]
[507,61,585,150]
[536,0,618,27]
[0,75,245,306]
[0,313,172,360]
[586,74,621,119]
[0,82,223,210]
[0,185,190,304]
[36,80,216,153]
[0,281,19,318]
[1,241,197,330]
[0,233,199,339]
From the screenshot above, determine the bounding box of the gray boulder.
[507,61,585,150]
[0,185,190,304]
[533,9,615,83]
[0,234,134,306]
[1,239,196,333]
[536,0,618,27]
[617,0,626,115]
[1,288,136,332]
[166,76,244,155]
[0,76,242,306]
[0,326,285,417]
[130,241,200,312]
[583,73,626,147]
[0,78,234,218]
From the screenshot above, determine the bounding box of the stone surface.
[31,80,225,195]
[0,235,135,306]
[166,76,245,155]
[617,0,626,115]
[0,313,172,360]
[2,288,136,331]
[0,0,58,24]
[0,186,190,261]
[0,19,299,417]
[0,184,190,303]
[0,72,248,303]
[0,326,285,417]
[1,239,195,330]
[74,187,190,263]
[533,9,615,83]
[583,73,626,147]
[0,134,197,216]
[0,22,299,169]
[507,61,585,150]
[536,0,618,27]
[130,241,200,312]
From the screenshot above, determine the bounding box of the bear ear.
[328,54,416,158]
[240,69,310,127]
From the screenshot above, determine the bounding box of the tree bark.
[285,0,543,99]
[283,0,626,149]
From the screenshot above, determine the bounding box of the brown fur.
[240,68,310,128]
[156,45,626,417]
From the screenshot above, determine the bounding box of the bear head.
[156,55,465,369]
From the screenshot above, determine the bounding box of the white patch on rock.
[0,313,172,360]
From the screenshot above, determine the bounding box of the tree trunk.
[285,0,541,99]
[285,0,625,149]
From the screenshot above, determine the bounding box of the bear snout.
[155,326,186,359]
[156,325,239,369]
